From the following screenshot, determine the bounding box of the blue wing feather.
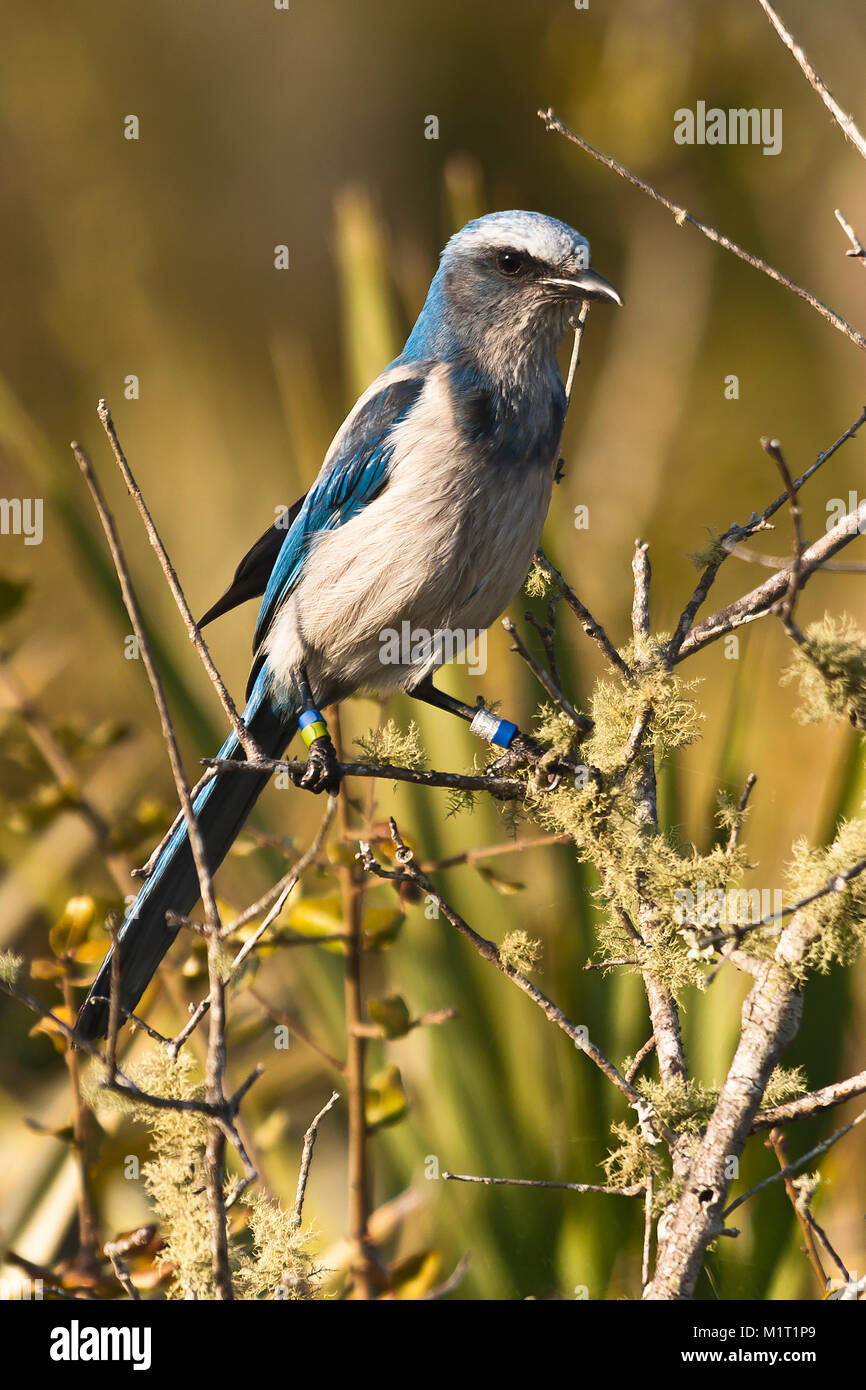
[248,372,426,692]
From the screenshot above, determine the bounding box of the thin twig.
[626,1036,657,1085]
[358,820,673,1141]
[204,754,537,801]
[96,401,261,761]
[835,208,866,268]
[723,1106,866,1218]
[533,550,631,678]
[539,109,866,354]
[761,436,804,637]
[756,0,866,162]
[752,1067,866,1131]
[292,1090,341,1230]
[442,1171,643,1197]
[765,1128,826,1293]
[697,854,866,951]
[502,616,590,732]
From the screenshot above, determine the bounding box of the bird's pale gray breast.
[263,365,561,702]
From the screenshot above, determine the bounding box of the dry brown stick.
[72,438,234,1296]
[331,711,373,1300]
[761,436,804,636]
[668,408,866,660]
[166,798,338,1054]
[765,1128,827,1293]
[442,1171,643,1197]
[806,1211,849,1285]
[358,820,672,1141]
[565,301,591,402]
[96,401,261,761]
[835,209,866,269]
[628,541,688,1115]
[641,1172,655,1292]
[756,0,866,162]
[292,1090,341,1230]
[626,1036,657,1086]
[422,832,570,873]
[723,1106,866,1220]
[103,1226,154,1301]
[61,966,100,1274]
[730,543,866,573]
[533,550,631,679]
[697,853,866,952]
[72,441,218,931]
[539,109,866,354]
[0,976,217,1116]
[674,495,866,663]
[204,754,532,801]
[752,1067,866,1131]
[501,616,590,732]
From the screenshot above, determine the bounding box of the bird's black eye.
[496,248,527,276]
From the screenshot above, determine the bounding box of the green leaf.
[368,994,411,1039]
[365,1064,408,1130]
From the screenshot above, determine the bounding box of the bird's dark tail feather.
[77,680,295,1042]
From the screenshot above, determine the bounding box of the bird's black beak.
[542,268,623,307]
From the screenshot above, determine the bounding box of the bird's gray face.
[439,211,621,373]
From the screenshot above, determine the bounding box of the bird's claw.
[293,736,343,795]
[485,732,567,788]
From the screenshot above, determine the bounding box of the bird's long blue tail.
[77,672,295,1041]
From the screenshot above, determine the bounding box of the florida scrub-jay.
[77,210,621,1040]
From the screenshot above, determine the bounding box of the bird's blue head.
[400,210,621,384]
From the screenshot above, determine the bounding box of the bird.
[76,210,621,1041]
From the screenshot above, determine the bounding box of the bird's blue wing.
[249,371,427,683]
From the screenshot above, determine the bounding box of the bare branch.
[723,1106,866,1220]
[442,1171,643,1197]
[539,109,866,354]
[292,1090,341,1230]
[96,402,261,761]
[533,549,631,679]
[756,0,866,162]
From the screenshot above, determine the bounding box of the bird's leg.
[408,677,564,781]
[291,666,342,795]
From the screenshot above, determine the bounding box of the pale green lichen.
[787,816,866,971]
[355,718,428,771]
[499,930,542,973]
[782,615,866,729]
[524,563,551,600]
[0,951,22,985]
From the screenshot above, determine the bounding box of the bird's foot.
[293,735,343,795]
[485,731,569,789]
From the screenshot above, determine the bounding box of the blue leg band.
[469,709,518,749]
[298,708,328,748]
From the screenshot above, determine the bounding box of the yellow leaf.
[49,895,96,956]
[361,907,404,951]
[386,1249,442,1300]
[30,957,67,981]
[30,1004,75,1051]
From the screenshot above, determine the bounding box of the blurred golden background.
[1,0,865,1298]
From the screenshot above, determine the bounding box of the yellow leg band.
[300,719,328,748]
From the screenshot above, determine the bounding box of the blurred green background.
[1,0,865,1298]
